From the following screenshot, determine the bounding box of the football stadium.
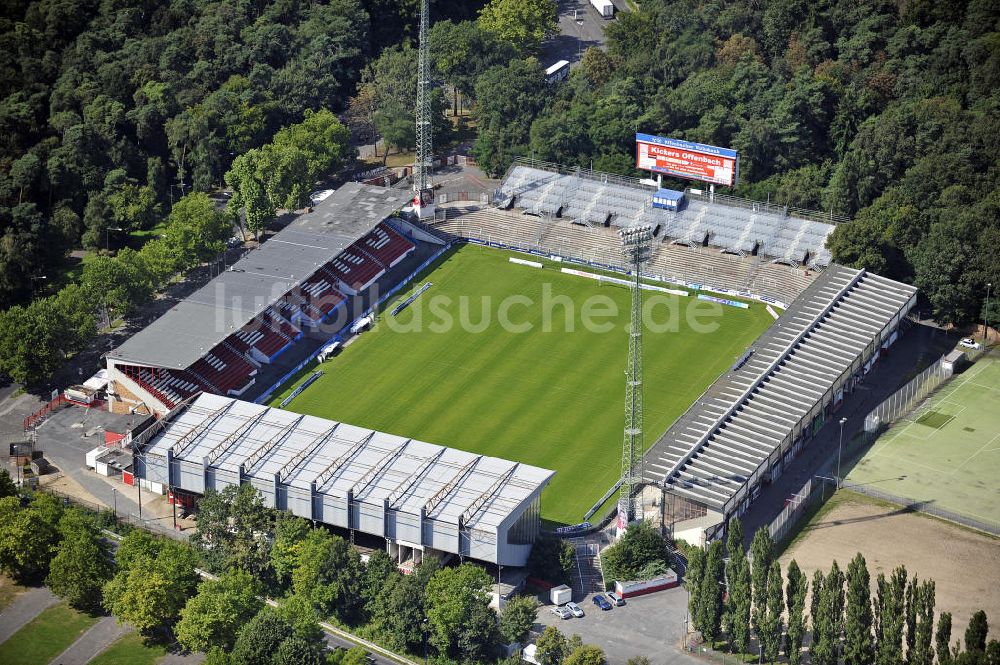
[110,159,916,566]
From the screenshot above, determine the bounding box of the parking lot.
[534,587,701,665]
[540,0,629,70]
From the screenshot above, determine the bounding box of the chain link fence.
[842,483,1000,536]
[862,361,951,436]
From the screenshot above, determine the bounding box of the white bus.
[591,0,615,18]
[545,60,570,84]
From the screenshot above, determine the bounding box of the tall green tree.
[0,468,17,498]
[0,494,61,581]
[912,580,936,665]
[424,562,494,657]
[230,609,293,665]
[163,192,232,266]
[937,612,954,665]
[175,570,262,652]
[477,0,557,54]
[534,625,569,665]
[785,560,808,665]
[686,546,705,632]
[844,553,874,665]
[564,644,607,665]
[46,514,113,613]
[750,528,773,645]
[271,513,310,592]
[875,566,908,665]
[813,561,846,665]
[725,518,752,654]
[760,560,784,664]
[193,484,273,581]
[500,594,539,645]
[292,528,363,624]
[697,539,725,643]
[965,610,989,654]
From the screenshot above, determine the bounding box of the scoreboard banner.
[635,133,739,187]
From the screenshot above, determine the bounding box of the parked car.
[606,591,625,606]
[566,602,585,617]
[592,594,612,611]
[960,337,982,350]
[551,606,573,619]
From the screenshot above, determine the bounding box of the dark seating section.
[357,223,415,269]
[188,343,257,396]
[297,271,347,318]
[121,364,206,410]
[261,308,302,341]
[324,247,385,294]
[121,222,424,408]
[231,313,301,361]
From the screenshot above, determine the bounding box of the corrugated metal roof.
[643,265,917,511]
[142,393,554,531]
[108,183,411,369]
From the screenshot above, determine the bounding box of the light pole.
[105,226,124,251]
[837,417,848,488]
[112,487,117,522]
[985,282,992,343]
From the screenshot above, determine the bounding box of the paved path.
[0,587,58,644]
[51,615,130,665]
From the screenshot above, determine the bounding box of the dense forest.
[1,0,998,385]
[0,0,485,311]
[469,0,1000,326]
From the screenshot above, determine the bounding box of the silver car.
[551,606,573,620]
[565,602,585,617]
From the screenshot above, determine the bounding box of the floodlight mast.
[412,0,435,219]
[619,224,654,524]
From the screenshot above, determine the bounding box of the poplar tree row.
[685,519,998,664]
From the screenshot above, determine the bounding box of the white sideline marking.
[766,305,780,319]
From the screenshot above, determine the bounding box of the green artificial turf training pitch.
[270,245,772,525]
[846,354,1000,525]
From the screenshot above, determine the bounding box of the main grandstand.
[105,183,424,415]
[134,393,553,567]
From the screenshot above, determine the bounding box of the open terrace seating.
[324,248,385,295]
[297,271,347,319]
[188,343,257,396]
[356,222,415,269]
[230,314,300,363]
[120,364,206,410]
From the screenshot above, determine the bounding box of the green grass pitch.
[846,354,1000,525]
[270,244,773,525]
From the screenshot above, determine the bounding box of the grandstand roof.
[141,393,554,532]
[643,265,917,513]
[109,183,411,369]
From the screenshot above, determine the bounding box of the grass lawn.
[88,631,167,665]
[269,244,771,524]
[845,354,1000,525]
[0,601,99,665]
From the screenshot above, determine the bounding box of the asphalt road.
[541,0,628,69]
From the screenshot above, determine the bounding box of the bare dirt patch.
[779,491,1000,631]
